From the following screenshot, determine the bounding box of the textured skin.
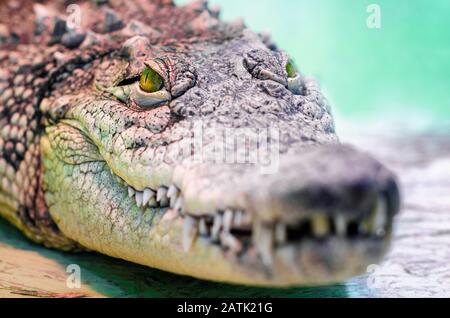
[0,0,400,286]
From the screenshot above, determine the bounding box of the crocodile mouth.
[117,172,393,271]
[43,119,399,285]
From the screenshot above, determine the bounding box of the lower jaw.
[115,182,392,285]
[108,212,391,287]
[48,186,391,286]
[110,198,391,285]
[155,218,391,286]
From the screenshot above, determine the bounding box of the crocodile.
[0,0,400,287]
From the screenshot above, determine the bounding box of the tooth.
[174,197,184,212]
[373,196,388,236]
[167,184,178,199]
[254,223,274,267]
[182,216,198,253]
[199,218,208,236]
[312,215,329,237]
[220,232,242,253]
[128,187,135,198]
[223,209,233,232]
[170,197,176,208]
[359,200,381,235]
[275,223,287,244]
[211,214,222,241]
[135,191,143,207]
[157,186,170,207]
[335,215,347,236]
[170,193,180,208]
[142,188,155,206]
[157,187,168,203]
[167,185,180,208]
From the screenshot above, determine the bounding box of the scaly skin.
[0,0,400,286]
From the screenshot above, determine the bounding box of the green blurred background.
[177,0,450,126]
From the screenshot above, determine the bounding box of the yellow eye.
[139,67,163,93]
[286,59,298,78]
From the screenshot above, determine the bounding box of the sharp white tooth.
[174,197,184,212]
[220,232,242,253]
[142,188,155,206]
[135,192,143,207]
[128,187,135,198]
[199,218,208,236]
[374,196,388,236]
[170,193,180,208]
[182,216,198,253]
[275,223,287,244]
[167,185,180,208]
[312,215,329,237]
[156,187,167,202]
[335,215,347,236]
[211,214,222,241]
[167,184,178,199]
[223,209,233,233]
[254,223,274,267]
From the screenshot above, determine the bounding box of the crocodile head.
[37,1,400,286]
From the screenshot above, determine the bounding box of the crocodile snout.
[163,143,401,283]
[251,144,401,225]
